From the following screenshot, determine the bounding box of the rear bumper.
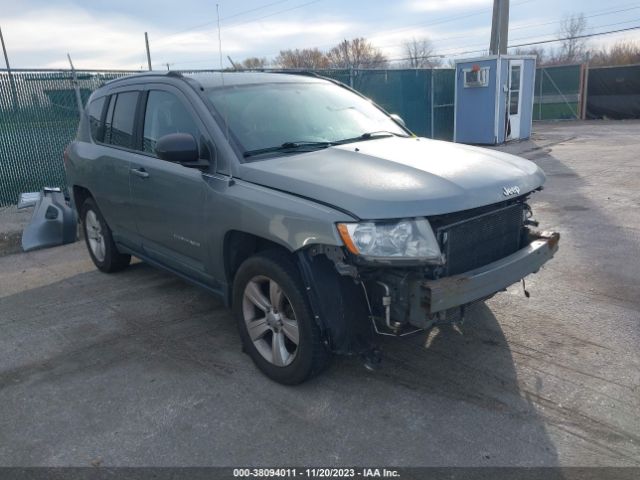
[420,231,560,313]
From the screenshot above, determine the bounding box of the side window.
[87,96,106,142]
[143,90,209,159]
[105,92,138,148]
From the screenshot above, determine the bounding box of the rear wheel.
[81,198,131,273]
[233,250,330,384]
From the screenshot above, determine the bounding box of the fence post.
[430,70,435,139]
[349,67,354,88]
[581,55,590,120]
[538,67,543,121]
[0,25,19,112]
[67,54,84,117]
[145,32,152,71]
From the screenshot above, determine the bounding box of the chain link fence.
[0,70,136,206]
[533,64,583,120]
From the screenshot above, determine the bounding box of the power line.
[511,24,640,49]
[158,0,534,56]
[155,1,640,68]
[510,4,640,31]
[374,15,640,63]
[333,3,640,57]
[387,24,640,63]
[377,3,640,56]
[222,0,324,28]
[152,0,293,43]
[153,0,322,45]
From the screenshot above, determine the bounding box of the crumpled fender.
[296,248,374,355]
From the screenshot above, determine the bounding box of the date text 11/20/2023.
[233,468,401,478]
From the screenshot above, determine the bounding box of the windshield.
[205,81,407,158]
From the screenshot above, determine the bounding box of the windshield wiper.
[243,141,333,158]
[334,130,411,145]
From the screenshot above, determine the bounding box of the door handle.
[131,167,150,179]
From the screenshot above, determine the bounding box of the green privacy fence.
[318,68,455,140]
[533,64,583,120]
[431,69,455,140]
[0,67,456,206]
[0,70,136,206]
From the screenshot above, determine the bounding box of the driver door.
[129,86,212,283]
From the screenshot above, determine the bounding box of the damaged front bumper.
[421,230,560,314]
[361,230,560,332]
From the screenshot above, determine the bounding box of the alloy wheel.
[242,275,300,367]
[85,209,106,262]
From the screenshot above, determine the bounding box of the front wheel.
[233,250,330,385]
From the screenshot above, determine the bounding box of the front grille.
[436,203,524,276]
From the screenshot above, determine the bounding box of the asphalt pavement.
[0,120,638,467]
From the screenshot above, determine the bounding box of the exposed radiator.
[436,203,525,276]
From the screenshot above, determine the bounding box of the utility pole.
[0,25,19,111]
[489,0,510,55]
[144,32,152,71]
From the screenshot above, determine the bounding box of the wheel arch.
[71,185,93,218]
[223,230,293,293]
[224,230,374,355]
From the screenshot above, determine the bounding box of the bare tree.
[557,13,588,63]
[327,38,388,70]
[589,40,640,66]
[275,48,329,69]
[241,57,268,69]
[402,38,441,68]
[511,47,547,64]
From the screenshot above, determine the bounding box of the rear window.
[87,97,106,142]
[104,92,139,148]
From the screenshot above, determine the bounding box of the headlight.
[337,218,442,261]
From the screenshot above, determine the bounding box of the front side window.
[143,90,201,156]
[205,81,406,159]
[105,92,138,148]
[87,96,106,141]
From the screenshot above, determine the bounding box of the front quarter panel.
[202,176,354,282]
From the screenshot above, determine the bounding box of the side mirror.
[390,113,406,128]
[155,133,199,164]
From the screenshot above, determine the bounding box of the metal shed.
[454,55,536,145]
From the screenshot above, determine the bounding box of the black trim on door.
[132,90,149,152]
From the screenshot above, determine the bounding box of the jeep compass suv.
[65,71,559,384]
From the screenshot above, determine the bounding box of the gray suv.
[65,71,559,384]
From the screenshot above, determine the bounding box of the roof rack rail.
[103,70,180,86]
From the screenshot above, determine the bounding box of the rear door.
[90,89,143,249]
[128,85,213,283]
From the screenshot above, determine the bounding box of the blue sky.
[1,0,639,69]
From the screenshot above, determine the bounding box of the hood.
[238,137,545,219]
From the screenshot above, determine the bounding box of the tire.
[233,249,330,385]
[80,198,131,273]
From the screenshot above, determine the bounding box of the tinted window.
[143,91,201,156]
[105,92,138,148]
[87,97,106,141]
